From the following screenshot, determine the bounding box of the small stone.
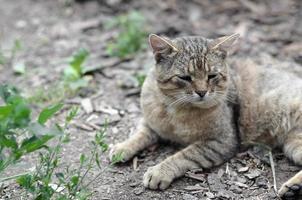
[182,194,198,200]
[133,186,144,195]
[217,168,224,178]
[238,166,249,173]
[205,191,215,199]
[81,98,94,114]
[129,181,140,187]
[256,177,267,188]
[112,127,119,134]
[244,169,261,179]
[127,103,140,113]
[236,176,247,184]
[15,20,27,28]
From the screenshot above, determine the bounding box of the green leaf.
[0,105,12,119]
[111,152,124,165]
[80,154,86,165]
[0,84,20,103]
[38,103,63,125]
[12,39,22,52]
[19,135,54,153]
[63,66,80,81]
[69,48,89,75]
[95,152,102,169]
[16,174,33,189]
[66,106,78,123]
[0,135,17,149]
[55,173,65,184]
[71,175,79,186]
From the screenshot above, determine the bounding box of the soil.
[0,0,302,199]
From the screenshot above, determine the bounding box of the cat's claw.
[279,182,302,199]
[143,164,174,190]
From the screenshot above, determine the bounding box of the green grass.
[106,11,147,59]
[0,84,123,199]
[0,84,63,173]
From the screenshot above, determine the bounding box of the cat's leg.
[279,128,302,198]
[283,128,302,165]
[109,120,158,162]
[278,170,302,199]
[143,137,237,190]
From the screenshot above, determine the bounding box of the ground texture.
[1,0,302,199]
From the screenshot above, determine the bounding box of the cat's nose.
[195,91,207,98]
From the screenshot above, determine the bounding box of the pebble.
[133,186,144,195]
[244,169,261,179]
[183,194,199,200]
[238,166,249,173]
[205,191,215,199]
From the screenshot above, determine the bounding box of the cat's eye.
[178,76,192,82]
[208,74,218,80]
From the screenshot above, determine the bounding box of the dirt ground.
[1,0,302,199]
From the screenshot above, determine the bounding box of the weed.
[28,49,93,105]
[64,48,91,91]
[0,84,63,173]
[16,118,123,200]
[0,84,123,199]
[106,11,147,58]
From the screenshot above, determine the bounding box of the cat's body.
[235,61,302,164]
[110,34,302,198]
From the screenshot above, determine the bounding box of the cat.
[109,33,302,199]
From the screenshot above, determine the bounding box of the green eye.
[178,76,192,82]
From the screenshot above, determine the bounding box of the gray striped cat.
[109,34,302,199]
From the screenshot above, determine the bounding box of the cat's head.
[149,34,239,109]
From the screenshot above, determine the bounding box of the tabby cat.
[109,33,302,199]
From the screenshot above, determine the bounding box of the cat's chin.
[191,102,219,109]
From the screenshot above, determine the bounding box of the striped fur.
[110,34,302,197]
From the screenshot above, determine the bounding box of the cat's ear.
[149,34,178,56]
[209,33,240,52]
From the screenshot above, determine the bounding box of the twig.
[269,151,278,194]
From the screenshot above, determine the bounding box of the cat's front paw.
[278,170,302,199]
[278,178,302,199]
[143,164,174,190]
[109,142,134,163]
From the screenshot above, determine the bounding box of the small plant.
[16,118,123,200]
[29,49,94,105]
[63,48,91,91]
[0,84,63,174]
[106,11,147,58]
